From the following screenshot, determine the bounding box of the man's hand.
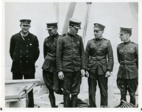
[81,69,85,77]
[105,71,112,77]
[85,71,89,77]
[58,71,64,80]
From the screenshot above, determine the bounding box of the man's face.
[119,31,130,41]
[20,24,30,33]
[70,26,79,35]
[48,27,57,36]
[94,28,103,38]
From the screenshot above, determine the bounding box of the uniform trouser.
[63,72,81,107]
[88,69,108,107]
[117,78,138,105]
[12,72,34,107]
[43,70,56,107]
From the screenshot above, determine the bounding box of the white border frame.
[1,0,142,112]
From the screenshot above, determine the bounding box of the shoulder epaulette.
[131,41,138,45]
[118,42,123,47]
[102,38,109,41]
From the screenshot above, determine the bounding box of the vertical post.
[82,2,92,43]
[82,3,92,93]
[55,3,59,22]
[62,2,76,35]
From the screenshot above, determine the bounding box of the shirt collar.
[124,40,131,45]
[67,32,76,37]
[95,37,103,41]
[20,31,29,37]
[50,33,58,39]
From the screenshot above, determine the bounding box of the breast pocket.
[98,45,107,51]
[75,41,80,47]
[119,49,124,54]
[127,48,135,54]
[46,43,52,47]
[64,42,71,49]
[46,43,53,51]
[90,44,97,49]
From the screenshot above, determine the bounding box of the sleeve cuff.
[107,69,112,72]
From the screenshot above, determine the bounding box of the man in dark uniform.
[56,18,86,107]
[85,23,114,108]
[9,19,40,107]
[42,22,63,107]
[115,27,138,107]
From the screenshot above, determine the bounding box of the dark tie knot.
[96,38,101,41]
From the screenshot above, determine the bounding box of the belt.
[120,59,137,65]
[47,52,55,58]
[90,56,106,61]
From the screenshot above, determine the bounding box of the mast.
[82,2,92,43]
[62,3,76,35]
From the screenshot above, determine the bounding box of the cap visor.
[74,26,81,29]
[94,27,100,31]
[46,28,53,30]
[22,23,30,26]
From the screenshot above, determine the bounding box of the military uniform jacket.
[10,32,40,74]
[85,38,114,75]
[42,34,60,72]
[56,33,86,72]
[117,41,138,79]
